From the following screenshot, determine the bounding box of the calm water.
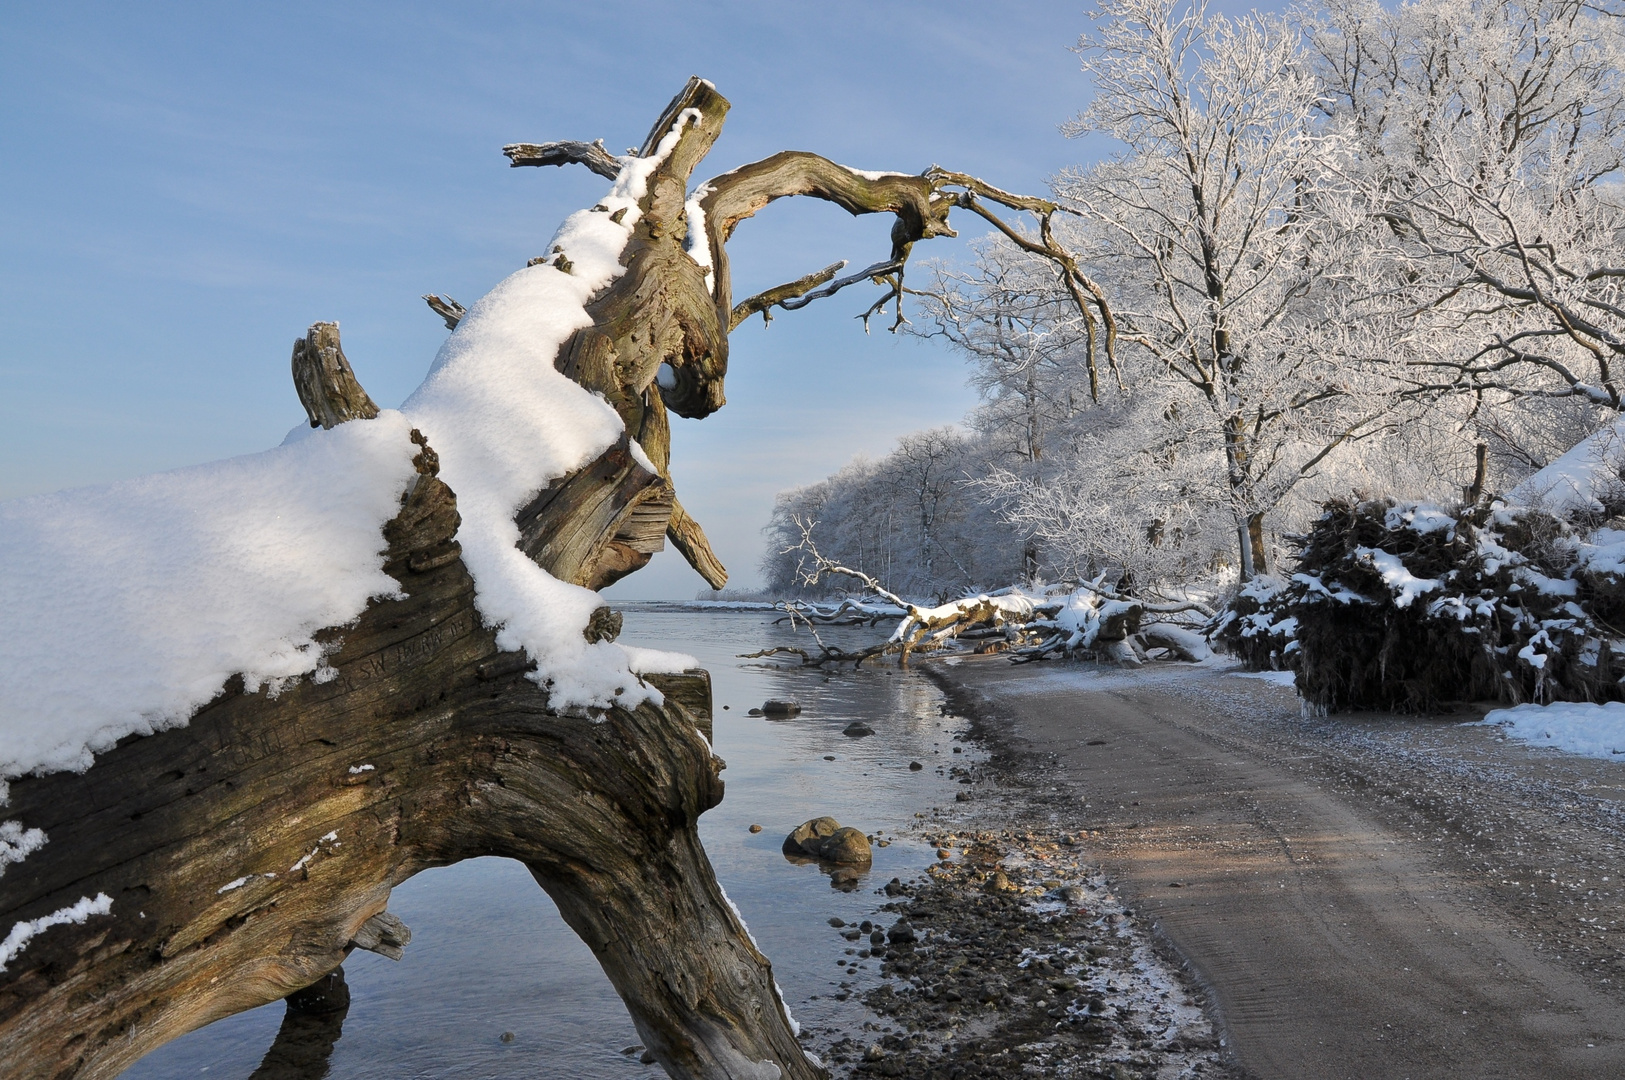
[121,608,977,1079]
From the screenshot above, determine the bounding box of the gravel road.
[932,656,1625,1080]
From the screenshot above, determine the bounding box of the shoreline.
[800,656,1237,1080]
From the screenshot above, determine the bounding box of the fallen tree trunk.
[2,78,1116,1079]
[0,457,789,1080]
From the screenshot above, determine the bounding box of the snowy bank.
[1508,415,1625,516]
[1476,702,1625,760]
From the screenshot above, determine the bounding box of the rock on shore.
[784,817,872,864]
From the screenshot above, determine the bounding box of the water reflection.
[246,970,349,1080]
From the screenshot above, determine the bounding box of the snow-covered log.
[0,433,789,1080]
[767,523,1213,668]
[2,75,1130,1080]
[1139,622,1212,662]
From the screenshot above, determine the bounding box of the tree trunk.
[0,450,810,1080]
[1247,511,1268,577]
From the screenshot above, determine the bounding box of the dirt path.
[934,657,1625,1080]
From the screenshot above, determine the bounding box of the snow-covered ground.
[1227,669,1298,688]
[1476,702,1625,761]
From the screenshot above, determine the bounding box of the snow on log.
[769,533,1211,667]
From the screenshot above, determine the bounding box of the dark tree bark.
[0,78,1110,1080]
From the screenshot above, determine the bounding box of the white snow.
[0,893,113,972]
[628,438,659,475]
[1229,670,1298,687]
[1292,572,1368,605]
[1476,701,1625,760]
[683,181,715,292]
[774,977,800,1037]
[348,764,375,775]
[217,876,249,894]
[1052,590,1137,649]
[716,882,760,950]
[1509,414,1625,515]
[0,109,716,797]
[398,109,700,714]
[1578,528,1625,577]
[0,413,420,792]
[1355,547,1442,608]
[843,166,912,181]
[1385,502,1456,536]
[0,820,47,878]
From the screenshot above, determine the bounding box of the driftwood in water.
[1,78,1116,1080]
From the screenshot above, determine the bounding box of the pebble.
[749,824,763,833]
[499,1032,515,1043]
[909,761,924,771]
[843,722,875,737]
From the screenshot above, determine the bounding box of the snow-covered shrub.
[1208,576,1297,672]
[1234,499,1625,712]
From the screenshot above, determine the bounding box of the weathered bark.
[502,138,622,179]
[2,78,1101,1080]
[421,294,465,330]
[291,322,379,430]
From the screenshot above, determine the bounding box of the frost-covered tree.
[761,428,1027,601]
[1308,0,1625,463]
[765,0,1625,602]
[1053,0,1410,576]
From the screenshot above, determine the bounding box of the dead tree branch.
[422,294,466,330]
[502,138,621,179]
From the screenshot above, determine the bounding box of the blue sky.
[2,1,1113,598]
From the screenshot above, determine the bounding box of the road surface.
[937,658,1625,1080]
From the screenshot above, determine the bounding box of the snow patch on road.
[1228,669,1298,688]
